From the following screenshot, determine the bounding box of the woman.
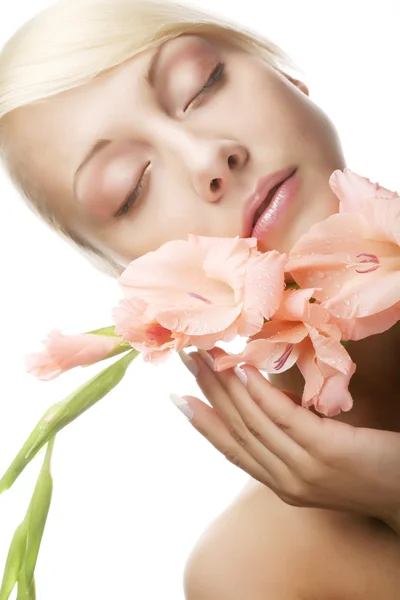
[0,0,399,597]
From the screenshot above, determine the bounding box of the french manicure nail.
[169,393,195,421]
[178,350,200,377]
[234,366,248,386]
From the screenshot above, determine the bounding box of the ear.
[282,72,310,97]
[294,79,310,96]
[290,77,310,96]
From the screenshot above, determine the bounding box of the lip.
[241,167,297,238]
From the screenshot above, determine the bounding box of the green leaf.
[0,521,28,600]
[83,325,120,336]
[0,349,138,494]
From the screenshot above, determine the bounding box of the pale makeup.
[5,34,347,266]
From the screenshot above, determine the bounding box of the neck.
[270,321,400,432]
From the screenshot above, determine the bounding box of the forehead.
[3,34,226,154]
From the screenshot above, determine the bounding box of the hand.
[175,347,400,534]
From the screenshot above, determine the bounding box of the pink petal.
[112,297,187,354]
[117,236,259,340]
[329,168,400,213]
[274,288,330,328]
[118,240,216,305]
[296,328,356,416]
[270,289,332,332]
[288,210,400,319]
[250,320,308,344]
[313,371,354,417]
[24,330,123,381]
[187,332,227,350]
[296,339,324,408]
[274,288,316,321]
[324,268,400,320]
[306,324,355,377]
[361,196,400,246]
[157,304,242,336]
[239,250,287,335]
[190,234,257,295]
[322,200,400,319]
[113,296,195,362]
[214,337,301,374]
[287,212,371,299]
[335,302,400,341]
[190,234,257,254]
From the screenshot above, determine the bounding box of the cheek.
[136,175,200,243]
[227,70,299,141]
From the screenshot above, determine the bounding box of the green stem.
[22,438,55,587]
[0,438,55,600]
[0,349,138,494]
[0,522,28,600]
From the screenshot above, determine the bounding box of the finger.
[177,393,277,489]
[279,390,303,405]
[190,350,307,471]
[240,363,327,450]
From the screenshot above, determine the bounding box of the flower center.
[347,252,380,274]
[274,343,295,370]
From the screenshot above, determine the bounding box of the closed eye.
[114,162,150,218]
[185,62,225,112]
[114,63,225,218]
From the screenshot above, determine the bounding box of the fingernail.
[234,366,248,386]
[178,350,200,377]
[169,393,194,421]
[198,349,214,369]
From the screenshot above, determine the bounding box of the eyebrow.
[73,42,166,196]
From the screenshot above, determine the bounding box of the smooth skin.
[181,348,400,532]
[3,31,400,598]
[3,34,344,262]
[180,347,400,599]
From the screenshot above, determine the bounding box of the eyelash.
[114,165,149,218]
[188,61,225,109]
[115,62,225,218]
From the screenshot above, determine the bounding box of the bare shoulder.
[183,478,400,600]
[183,479,305,600]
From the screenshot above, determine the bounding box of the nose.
[177,135,249,203]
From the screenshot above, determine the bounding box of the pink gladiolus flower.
[24,330,124,381]
[112,296,190,363]
[286,169,400,340]
[214,288,356,416]
[112,235,287,361]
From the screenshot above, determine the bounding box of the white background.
[0,1,399,598]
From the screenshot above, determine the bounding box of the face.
[5,34,346,267]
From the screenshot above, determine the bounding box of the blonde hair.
[0,0,303,278]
